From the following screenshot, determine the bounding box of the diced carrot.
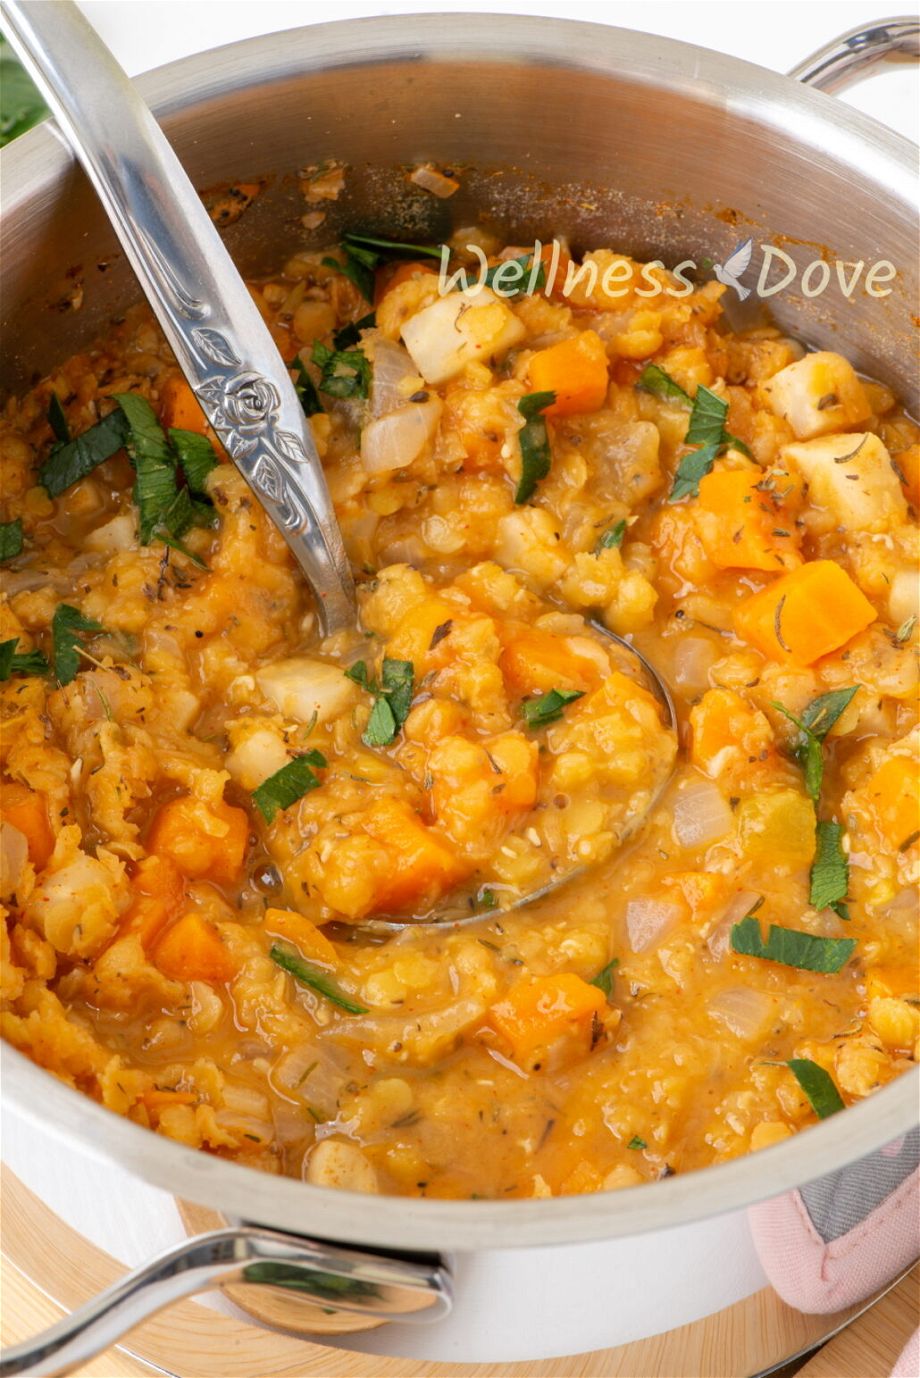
[264,908,338,965]
[733,560,876,665]
[693,469,800,572]
[663,870,732,920]
[146,795,249,885]
[142,1088,198,1111]
[121,854,186,949]
[894,443,919,507]
[866,963,920,1002]
[159,374,211,438]
[527,331,609,418]
[359,798,468,915]
[485,973,607,1069]
[429,732,538,848]
[689,688,774,777]
[375,260,437,307]
[499,623,604,697]
[387,596,460,667]
[863,757,918,852]
[152,911,238,985]
[0,782,54,870]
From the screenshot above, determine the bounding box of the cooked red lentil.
[1,233,917,1198]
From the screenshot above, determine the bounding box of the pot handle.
[789,15,919,92]
[0,1224,452,1378]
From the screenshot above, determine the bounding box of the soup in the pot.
[1,232,917,1197]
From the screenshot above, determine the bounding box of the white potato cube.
[400,286,526,385]
[763,351,871,439]
[784,432,908,533]
[495,509,569,589]
[225,727,290,791]
[85,513,136,553]
[256,657,357,725]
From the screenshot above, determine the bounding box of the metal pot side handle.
[789,15,920,93]
[0,1225,452,1378]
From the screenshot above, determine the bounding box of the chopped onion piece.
[626,897,682,953]
[369,338,419,418]
[360,397,442,474]
[672,778,733,849]
[708,986,776,1041]
[707,890,763,959]
[409,163,460,199]
[672,636,717,694]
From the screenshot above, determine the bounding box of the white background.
[78,0,919,142]
[7,0,918,1366]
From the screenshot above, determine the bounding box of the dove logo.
[713,238,754,300]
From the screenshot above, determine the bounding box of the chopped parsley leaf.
[484,253,546,296]
[38,407,129,498]
[595,519,626,552]
[168,428,217,495]
[290,356,324,418]
[345,657,415,747]
[333,311,376,352]
[311,341,371,399]
[252,750,327,823]
[627,1135,647,1150]
[590,957,619,1000]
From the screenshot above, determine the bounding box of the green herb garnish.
[322,247,375,303]
[168,428,217,495]
[0,33,49,146]
[477,887,498,911]
[773,686,859,803]
[514,391,556,504]
[810,820,850,918]
[0,519,23,562]
[627,1135,647,1150]
[521,687,584,728]
[595,519,626,553]
[484,253,546,297]
[590,957,619,1000]
[270,943,368,1015]
[343,233,442,261]
[310,341,371,399]
[731,916,855,974]
[51,604,104,686]
[290,356,324,418]
[333,311,376,352]
[114,392,179,542]
[636,364,692,404]
[0,636,49,681]
[345,657,415,748]
[47,393,72,445]
[786,1059,845,1119]
[669,444,722,503]
[37,407,129,498]
[252,750,327,823]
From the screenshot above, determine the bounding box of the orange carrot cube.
[693,469,800,572]
[733,560,876,665]
[1,782,55,870]
[527,330,609,417]
[152,911,238,985]
[146,795,249,886]
[486,973,607,1070]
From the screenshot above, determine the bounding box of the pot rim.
[1,14,917,1251]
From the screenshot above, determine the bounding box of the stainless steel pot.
[1,13,918,1375]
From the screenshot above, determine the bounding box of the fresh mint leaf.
[669,441,720,503]
[514,391,556,504]
[786,1059,845,1119]
[590,957,619,1000]
[0,636,49,681]
[0,519,23,562]
[773,687,858,803]
[168,428,217,495]
[252,750,327,823]
[685,385,729,448]
[731,916,855,974]
[47,392,72,445]
[810,820,849,916]
[270,943,368,1014]
[636,364,691,404]
[311,341,371,399]
[521,687,584,728]
[51,604,104,685]
[595,519,626,552]
[346,656,415,747]
[38,408,129,498]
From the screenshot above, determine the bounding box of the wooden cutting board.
[1,1165,916,1377]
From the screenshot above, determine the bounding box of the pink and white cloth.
[749,1127,919,1373]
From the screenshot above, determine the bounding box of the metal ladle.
[4,0,676,929]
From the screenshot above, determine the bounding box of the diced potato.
[85,513,136,554]
[494,509,570,589]
[733,560,877,665]
[225,724,290,791]
[256,657,357,726]
[401,287,526,385]
[785,433,908,533]
[763,351,871,440]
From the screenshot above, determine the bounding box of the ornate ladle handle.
[2,0,356,636]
